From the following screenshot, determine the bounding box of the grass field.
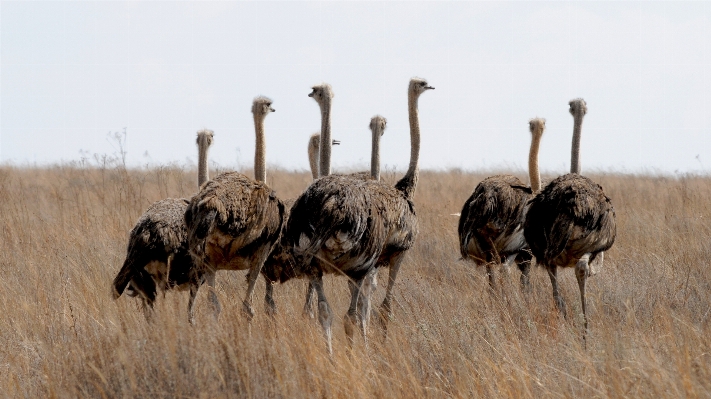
[1,164,710,398]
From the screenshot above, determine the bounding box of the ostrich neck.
[308,141,319,180]
[528,132,542,192]
[318,101,332,177]
[396,93,420,198]
[197,140,210,187]
[570,115,583,174]
[254,115,267,183]
[371,129,381,181]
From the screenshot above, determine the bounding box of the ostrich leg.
[312,275,333,356]
[576,253,591,348]
[547,265,566,318]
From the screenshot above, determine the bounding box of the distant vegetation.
[0,165,709,397]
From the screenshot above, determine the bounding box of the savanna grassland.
[1,163,710,398]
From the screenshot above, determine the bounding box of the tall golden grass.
[1,163,710,398]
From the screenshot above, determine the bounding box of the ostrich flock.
[112,78,616,354]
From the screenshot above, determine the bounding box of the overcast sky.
[1,1,709,175]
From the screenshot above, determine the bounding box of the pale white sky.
[1,1,709,175]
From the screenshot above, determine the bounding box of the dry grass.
[1,163,710,398]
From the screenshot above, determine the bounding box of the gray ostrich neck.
[528,132,542,192]
[318,100,332,177]
[254,114,267,183]
[371,128,381,181]
[570,114,584,174]
[198,140,210,187]
[308,140,319,180]
[396,92,420,198]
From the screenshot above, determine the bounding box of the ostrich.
[261,132,339,315]
[112,129,214,315]
[274,78,433,354]
[308,133,341,180]
[523,98,616,344]
[262,112,387,318]
[367,115,387,181]
[458,118,545,290]
[339,115,387,181]
[300,115,388,318]
[184,97,285,322]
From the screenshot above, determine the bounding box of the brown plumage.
[523,174,616,341]
[284,174,418,351]
[525,174,615,270]
[458,118,545,289]
[184,97,284,322]
[185,172,285,320]
[523,99,616,345]
[112,198,192,309]
[458,175,533,286]
[299,115,387,318]
[112,129,213,315]
[271,79,432,354]
[261,132,339,315]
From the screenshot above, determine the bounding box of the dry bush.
[0,164,710,398]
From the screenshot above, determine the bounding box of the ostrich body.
[262,90,386,319]
[261,132,339,315]
[272,79,432,354]
[112,129,214,314]
[184,97,285,322]
[523,99,616,343]
[457,118,545,289]
[300,115,387,318]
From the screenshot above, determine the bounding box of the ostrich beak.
[332,140,340,145]
[308,92,314,97]
[270,107,276,112]
[425,86,435,90]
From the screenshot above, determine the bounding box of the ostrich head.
[196,129,214,147]
[529,118,545,137]
[369,115,387,135]
[569,98,587,118]
[252,96,275,118]
[409,77,435,97]
[308,83,334,106]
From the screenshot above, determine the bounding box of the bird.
[184,97,285,323]
[261,132,339,316]
[523,98,616,345]
[112,129,214,317]
[307,133,341,180]
[272,78,433,354]
[261,87,387,320]
[300,115,388,319]
[338,115,387,181]
[457,118,545,290]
